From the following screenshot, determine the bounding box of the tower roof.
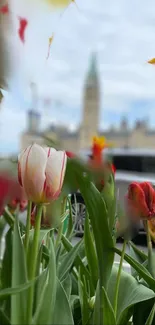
[86,52,98,86]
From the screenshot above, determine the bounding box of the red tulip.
[66,151,75,158]
[0,173,24,215]
[127,182,155,220]
[9,199,27,212]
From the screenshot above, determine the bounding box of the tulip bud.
[9,199,27,213]
[147,219,155,242]
[18,144,67,204]
[127,182,155,220]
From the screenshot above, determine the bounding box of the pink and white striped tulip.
[18,144,67,203]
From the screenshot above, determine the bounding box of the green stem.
[27,204,43,324]
[114,240,127,317]
[55,222,63,249]
[24,201,32,256]
[55,197,67,249]
[145,220,155,278]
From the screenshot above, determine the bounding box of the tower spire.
[80,52,100,149]
[86,52,98,87]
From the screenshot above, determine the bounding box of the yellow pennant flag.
[148,58,155,65]
[46,0,74,8]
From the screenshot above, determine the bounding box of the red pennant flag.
[0,4,9,14]
[18,17,28,43]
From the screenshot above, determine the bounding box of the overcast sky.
[1,0,155,155]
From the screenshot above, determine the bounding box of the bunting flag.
[0,3,28,43]
[148,58,155,65]
[0,4,9,14]
[46,0,73,8]
[46,35,54,60]
[18,17,28,43]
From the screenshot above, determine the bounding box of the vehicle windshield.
[112,155,155,173]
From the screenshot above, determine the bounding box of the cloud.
[1,0,155,154]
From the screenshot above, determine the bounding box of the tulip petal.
[140,182,155,212]
[18,147,30,187]
[19,144,47,202]
[127,182,150,219]
[43,147,56,157]
[44,150,67,200]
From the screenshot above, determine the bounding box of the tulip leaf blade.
[145,303,155,325]
[71,160,114,289]
[32,238,57,325]
[107,266,155,325]
[1,228,12,317]
[52,278,74,325]
[58,237,83,281]
[78,268,91,325]
[62,274,72,300]
[93,281,116,325]
[65,196,74,239]
[11,216,28,325]
[114,247,155,290]
[0,279,37,299]
[84,214,98,290]
[129,241,148,277]
[61,235,94,295]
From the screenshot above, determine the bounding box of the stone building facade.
[20,54,155,153]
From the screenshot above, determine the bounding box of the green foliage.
[1,157,155,325]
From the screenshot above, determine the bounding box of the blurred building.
[21,54,155,152]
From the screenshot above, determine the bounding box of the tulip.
[127,182,155,220]
[66,151,76,158]
[0,173,24,215]
[148,219,155,242]
[18,144,67,203]
[9,199,27,213]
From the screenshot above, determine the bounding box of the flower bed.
[0,143,154,325]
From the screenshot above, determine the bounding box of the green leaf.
[114,247,155,290]
[129,241,148,277]
[133,299,155,325]
[56,243,62,267]
[34,268,48,310]
[145,303,155,325]
[108,266,155,324]
[101,173,116,231]
[78,268,91,325]
[11,216,28,325]
[32,239,57,325]
[52,278,74,325]
[129,241,147,261]
[62,274,72,299]
[102,286,116,325]
[0,279,37,299]
[0,309,10,325]
[65,197,74,239]
[1,229,12,318]
[93,282,116,325]
[58,238,83,281]
[70,295,79,309]
[71,161,114,290]
[61,235,94,295]
[84,215,98,290]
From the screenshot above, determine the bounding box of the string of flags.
[0,1,77,60]
[0,4,28,43]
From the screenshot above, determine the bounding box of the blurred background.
[0,0,155,243]
[1,0,155,157]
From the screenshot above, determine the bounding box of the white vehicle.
[71,148,155,235]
